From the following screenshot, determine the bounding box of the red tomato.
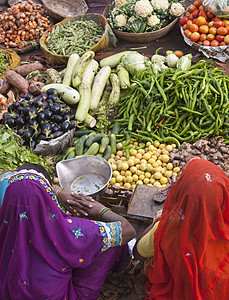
[189,4,197,12]
[196,16,206,26]
[197,41,203,45]
[203,40,211,46]
[190,32,200,42]
[224,35,229,44]
[193,18,197,24]
[198,11,207,19]
[207,33,215,41]
[183,24,188,30]
[200,33,207,41]
[213,20,224,27]
[190,23,199,32]
[179,16,189,26]
[226,26,229,34]
[198,5,205,11]
[217,27,228,35]
[193,0,202,7]
[223,20,229,26]
[219,41,226,46]
[206,11,215,19]
[214,16,222,20]
[216,34,225,42]
[208,21,214,27]
[192,9,199,18]
[186,20,193,29]
[210,40,219,46]
[199,25,209,34]
[174,50,184,58]
[184,29,192,38]
[185,11,192,18]
[209,27,217,35]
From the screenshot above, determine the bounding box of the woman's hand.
[161,172,177,197]
[67,192,105,219]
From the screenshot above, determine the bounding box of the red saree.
[146,156,229,300]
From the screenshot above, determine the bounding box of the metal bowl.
[56,155,112,197]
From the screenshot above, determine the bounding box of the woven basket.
[40,14,117,65]
[103,2,178,43]
[41,0,88,20]
[0,48,21,79]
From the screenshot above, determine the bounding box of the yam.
[13,62,43,77]
[28,82,45,95]
[5,70,29,94]
[0,79,11,94]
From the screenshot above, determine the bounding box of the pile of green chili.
[113,60,229,149]
[45,18,104,56]
[0,49,9,76]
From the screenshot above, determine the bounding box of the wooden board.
[127,184,164,219]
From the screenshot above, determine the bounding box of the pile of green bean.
[0,49,9,76]
[45,19,104,56]
[113,60,229,148]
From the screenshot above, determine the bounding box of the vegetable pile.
[180,0,229,46]
[3,90,76,148]
[0,49,9,76]
[45,18,104,56]
[0,0,51,49]
[0,126,52,174]
[107,0,185,33]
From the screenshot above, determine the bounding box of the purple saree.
[0,170,129,300]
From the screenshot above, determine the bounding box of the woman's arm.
[133,223,154,261]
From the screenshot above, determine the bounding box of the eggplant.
[37,112,46,123]
[29,140,36,149]
[17,128,24,136]
[46,99,53,106]
[41,101,48,110]
[25,93,32,100]
[15,117,25,127]
[53,114,63,124]
[51,125,60,133]
[46,88,57,95]
[61,121,70,132]
[70,120,76,129]
[12,101,20,110]
[6,118,15,127]
[2,112,9,122]
[42,123,52,138]
[50,104,61,114]
[28,119,38,128]
[63,113,71,121]
[8,104,14,113]
[24,115,30,122]
[51,131,63,139]
[40,92,48,101]
[28,107,37,119]
[17,106,24,114]
[37,134,47,141]
[48,94,58,102]
[22,130,32,142]
[44,110,53,119]
[33,98,43,107]
[23,106,30,116]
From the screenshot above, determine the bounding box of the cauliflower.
[114,0,127,8]
[134,0,153,18]
[128,16,135,23]
[147,14,160,27]
[115,14,127,26]
[169,3,185,17]
[151,0,169,10]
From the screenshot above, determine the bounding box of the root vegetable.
[13,62,43,77]
[28,81,45,95]
[5,69,28,94]
[45,68,62,84]
[0,79,11,94]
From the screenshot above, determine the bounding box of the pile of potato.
[108,140,181,190]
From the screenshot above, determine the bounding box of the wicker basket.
[41,0,88,20]
[40,14,117,65]
[0,48,21,79]
[103,2,178,43]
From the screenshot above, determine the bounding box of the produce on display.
[2,90,76,148]
[180,0,229,46]
[0,0,51,49]
[202,0,229,17]
[45,18,104,56]
[0,125,52,174]
[107,0,185,33]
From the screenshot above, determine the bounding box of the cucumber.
[82,59,99,87]
[84,113,96,128]
[108,73,120,105]
[84,142,100,156]
[66,150,75,159]
[99,51,135,68]
[85,133,105,148]
[96,153,103,157]
[41,84,80,105]
[99,136,110,154]
[75,81,91,122]
[110,134,117,155]
[61,146,75,160]
[75,134,88,156]
[72,51,95,88]
[111,122,120,135]
[103,145,112,160]
[74,129,95,137]
[117,64,130,89]
[62,53,80,86]
[90,66,111,110]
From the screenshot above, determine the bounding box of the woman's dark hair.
[17,163,52,185]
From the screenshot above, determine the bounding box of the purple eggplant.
[44,110,53,119]
[37,112,46,123]
[50,104,61,114]
[15,117,25,127]
[22,130,32,142]
[53,114,63,124]
[6,118,15,127]
[40,92,48,101]
[61,121,70,132]
[25,93,32,100]
[51,131,63,139]
[48,94,58,102]
[70,120,76,129]
[46,88,57,95]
